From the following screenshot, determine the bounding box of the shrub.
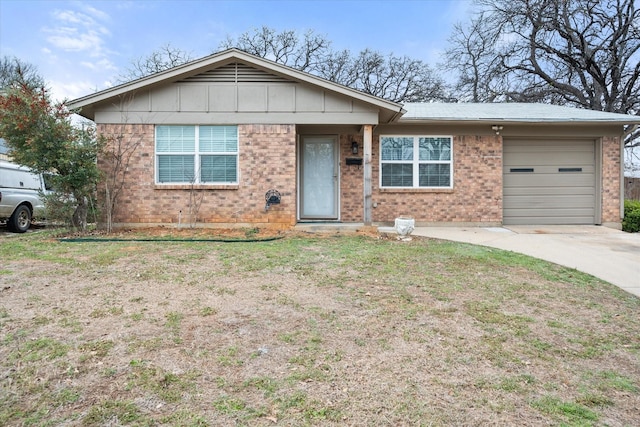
[622,199,640,233]
[42,192,76,227]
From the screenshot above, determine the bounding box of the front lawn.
[1,229,638,426]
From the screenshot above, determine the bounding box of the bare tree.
[221,26,447,102]
[98,96,144,233]
[0,56,45,91]
[351,49,446,102]
[625,145,640,177]
[219,27,333,73]
[315,49,357,87]
[445,0,640,144]
[116,44,195,83]
[444,14,507,102]
[118,27,446,102]
[187,175,204,229]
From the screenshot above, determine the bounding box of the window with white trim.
[155,125,238,184]
[380,136,452,188]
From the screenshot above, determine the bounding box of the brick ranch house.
[68,49,640,230]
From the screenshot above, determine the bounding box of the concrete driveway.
[411,225,640,298]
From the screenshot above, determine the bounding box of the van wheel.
[9,205,32,233]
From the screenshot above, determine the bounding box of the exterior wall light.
[351,140,359,154]
[491,125,504,135]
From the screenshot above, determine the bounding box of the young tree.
[98,118,142,233]
[0,82,100,230]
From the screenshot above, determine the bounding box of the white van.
[0,160,48,232]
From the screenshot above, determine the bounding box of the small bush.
[42,192,77,226]
[622,199,640,233]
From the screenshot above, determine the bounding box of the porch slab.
[294,223,366,233]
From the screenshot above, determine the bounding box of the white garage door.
[503,139,596,225]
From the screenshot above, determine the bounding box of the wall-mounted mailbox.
[346,157,363,166]
[264,189,281,211]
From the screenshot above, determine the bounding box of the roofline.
[68,48,405,119]
[398,117,640,125]
[399,102,640,125]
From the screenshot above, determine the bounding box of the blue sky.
[0,0,474,101]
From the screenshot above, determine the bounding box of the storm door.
[299,136,339,219]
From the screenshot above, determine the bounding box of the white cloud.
[44,7,111,57]
[52,10,87,26]
[49,78,101,101]
[82,4,111,23]
[39,4,118,101]
[80,58,117,72]
[47,29,105,53]
[445,0,476,23]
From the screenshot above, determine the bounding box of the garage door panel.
[504,195,595,209]
[505,207,594,217]
[505,139,593,149]
[504,165,595,174]
[505,174,595,187]
[504,146,593,155]
[505,153,594,166]
[503,187,594,196]
[503,139,596,225]
[504,215,595,225]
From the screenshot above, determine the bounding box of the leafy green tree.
[0,82,100,230]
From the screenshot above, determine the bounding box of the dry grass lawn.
[1,227,639,426]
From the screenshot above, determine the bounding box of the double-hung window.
[380,136,452,188]
[156,125,238,184]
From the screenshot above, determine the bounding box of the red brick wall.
[602,136,621,223]
[339,135,364,222]
[96,125,618,228]
[97,124,297,229]
[338,134,503,224]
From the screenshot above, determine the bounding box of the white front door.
[300,136,339,219]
